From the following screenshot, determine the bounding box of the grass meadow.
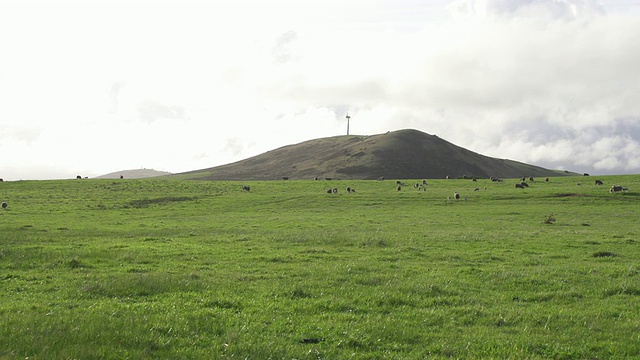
[0,175,639,359]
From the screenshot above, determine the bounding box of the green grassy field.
[1,175,639,359]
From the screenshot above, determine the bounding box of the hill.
[95,168,172,179]
[175,129,574,180]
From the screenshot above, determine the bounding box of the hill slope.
[175,129,573,180]
[95,168,172,179]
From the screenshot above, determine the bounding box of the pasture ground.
[0,175,639,359]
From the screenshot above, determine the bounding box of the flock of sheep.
[238,176,630,202]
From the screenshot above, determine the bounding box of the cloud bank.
[0,0,638,180]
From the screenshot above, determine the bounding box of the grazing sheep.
[1,202,7,209]
[396,186,402,191]
[454,192,460,200]
[0,178,3,182]
[332,188,338,194]
[529,177,534,182]
[515,183,525,189]
[283,177,289,180]
[422,179,428,185]
[242,185,250,191]
[545,178,549,182]
[76,175,82,179]
[584,173,590,176]
[474,188,480,191]
[446,175,450,179]
[520,182,529,187]
[609,185,628,193]
[326,189,333,194]
[120,175,124,179]
[325,177,332,181]
[346,187,351,193]
[595,180,603,186]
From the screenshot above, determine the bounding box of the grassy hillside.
[95,168,172,179]
[1,175,638,358]
[175,129,575,181]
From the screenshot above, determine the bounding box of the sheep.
[515,183,525,189]
[529,177,534,182]
[520,182,529,187]
[595,180,603,186]
[242,185,251,191]
[76,175,82,179]
[422,179,428,185]
[0,178,3,182]
[396,186,402,191]
[332,188,338,194]
[454,192,460,200]
[545,178,549,182]
[1,202,7,209]
[609,185,628,193]
[282,177,289,180]
[474,188,480,191]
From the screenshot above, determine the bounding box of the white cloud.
[0,0,639,180]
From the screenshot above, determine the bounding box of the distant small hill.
[174,129,575,180]
[95,168,172,179]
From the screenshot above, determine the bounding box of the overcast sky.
[1,0,639,180]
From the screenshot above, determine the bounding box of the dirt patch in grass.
[553,193,587,197]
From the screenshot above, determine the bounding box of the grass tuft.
[592,251,619,258]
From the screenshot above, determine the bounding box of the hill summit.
[177,129,572,180]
